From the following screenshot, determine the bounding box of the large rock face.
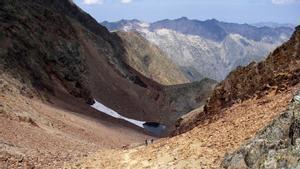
[221,93,300,169]
[102,18,293,81]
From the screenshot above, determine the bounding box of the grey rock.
[221,93,300,169]
[294,95,300,103]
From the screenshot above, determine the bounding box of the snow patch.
[91,100,145,128]
[123,26,133,32]
[138,22,150,28]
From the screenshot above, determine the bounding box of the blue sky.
[73,0,300,25]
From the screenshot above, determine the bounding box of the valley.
[66,87,297,168]
[0,0,299,169]
[66,25,300,169]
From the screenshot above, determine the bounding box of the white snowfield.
[91,100,145,128]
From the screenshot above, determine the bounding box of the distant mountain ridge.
[252,22,295,29]
[104,18,293,42]
[102,18,293,81]
[149,17,292,42]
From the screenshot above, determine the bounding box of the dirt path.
[66,87,297,169]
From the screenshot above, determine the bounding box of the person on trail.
[122,144,129,149]
[145,139,148,146]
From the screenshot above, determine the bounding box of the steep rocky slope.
[0,71,151,169]
[0,1,157,166]
[0,0,215,132]
[117,31,189,85]
[206,26,300,115]
[174,26,300,135]
[102,18,293,81]
[221,93,300,169]
[67,84,299,169]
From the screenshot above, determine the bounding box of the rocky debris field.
[65,86,298,169]
[221,92,300,169]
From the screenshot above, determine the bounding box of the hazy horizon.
[101,17,297,28]
[73,0,300,25]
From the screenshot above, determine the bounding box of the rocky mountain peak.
[176,16,189,21]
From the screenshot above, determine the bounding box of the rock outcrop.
[221,93,300,169]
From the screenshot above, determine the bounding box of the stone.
[294,95,300,103]
[221,91,300,169]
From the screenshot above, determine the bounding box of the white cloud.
[83,0,104,5]
[121,0,132,3]
[271,0,300,4]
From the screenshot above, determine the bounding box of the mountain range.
[102,18,294,81]
[252,22,295,28]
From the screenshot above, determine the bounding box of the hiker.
[151,139,154,144]
[145,139,148,146]
[122,144,129,149]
